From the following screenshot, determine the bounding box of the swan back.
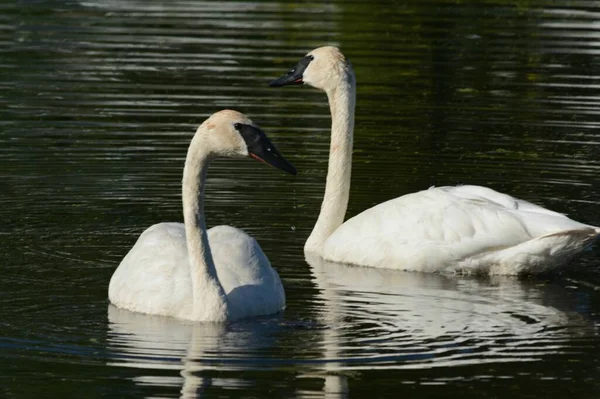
[322,185,599,274]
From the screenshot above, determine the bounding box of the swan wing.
[208,225,285,318]
[109,223,285,319]
[323,185,598,274]
[108,222,193,318]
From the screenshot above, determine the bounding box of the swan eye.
[234,123,242,130]
[288,68,296,75]
[309,55,314,60]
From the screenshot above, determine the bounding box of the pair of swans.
[109,47,599,322]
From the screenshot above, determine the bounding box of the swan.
[270,46,599,275]
[108,110,296,321]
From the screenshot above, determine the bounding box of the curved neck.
[305,69,356,253]
[182,137,228,321]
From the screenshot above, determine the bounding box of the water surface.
[1,0,600,398]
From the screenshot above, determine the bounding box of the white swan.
[108,110,296,321]
[270,46,599,275]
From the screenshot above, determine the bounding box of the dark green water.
[2,0,600,398]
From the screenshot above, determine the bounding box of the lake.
[1,0,600,398]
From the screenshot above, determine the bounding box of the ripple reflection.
[107,305,265,398]
[307,254,591,373]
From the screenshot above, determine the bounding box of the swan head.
[197,110,297,175]
[269,46,351,92]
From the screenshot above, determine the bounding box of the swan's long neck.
[182,138,229,321]
[305,69,356,254]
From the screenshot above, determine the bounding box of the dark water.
[2,0,600,398]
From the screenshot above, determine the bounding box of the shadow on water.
[2,0,600,398]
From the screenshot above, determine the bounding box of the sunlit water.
[2,0,600,398]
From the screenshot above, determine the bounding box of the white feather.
[108,110,286,321]
[323,185,599,274]
[109,223,285,320]
[289,46,599,274]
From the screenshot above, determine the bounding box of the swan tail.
[454,227,600,275]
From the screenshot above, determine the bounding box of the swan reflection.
[304,253,591,393]
[106,258,592,398]
[107,305,266,398]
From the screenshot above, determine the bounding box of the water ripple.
[2,0,600,397]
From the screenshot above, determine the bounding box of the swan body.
[323,185,599,274]
[109,110,296,321]
[109,223,286,319]
[270,46,599,274]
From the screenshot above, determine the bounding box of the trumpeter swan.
[108,110,296,321]
[270,46,599,275]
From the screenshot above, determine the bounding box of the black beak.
[236,124,297,175]
[269,55,313,87]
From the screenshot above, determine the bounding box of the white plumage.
[323,185,599,274]
[271,46,599,274]
[109,223,285,320]
[109,110,294,321]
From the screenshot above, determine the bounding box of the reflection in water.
[106,257,593,398]
[3,0,600,397]
[107,305,346,399]
[108,305,231,398]
[306,253,590,372]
